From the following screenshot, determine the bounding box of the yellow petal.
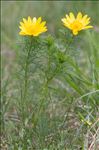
[33,17,37,23]
[19,31,26,35]
[62,19,71,29]
[23,18,27,23]
[66,14,71,23]
[37,17,42,24]
[20,22,24,26]
[61,18,69,25]
[77,12,82,20]
[69,12,75,21]
[83,25,93,29]
[42,27,47,31]
[82,15,88,22]
[28,16,32,23]
[87,17,90,21]
[40,21,46,27]
[73,30,78,35]
[19,26,22,29]
[84,20,90,26]
[61,18,66,23]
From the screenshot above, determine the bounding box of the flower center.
[71,21,82,31]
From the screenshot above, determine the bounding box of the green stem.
[33,45,52,127]
[24,48,31,100]
[33,65,60,127]
[64,35,74,54]
[22,37,32,122]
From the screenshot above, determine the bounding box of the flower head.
[61,12,93,35]
[19,16,47,36]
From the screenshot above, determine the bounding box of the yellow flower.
[61,12,93,35]
[19,16,47,36]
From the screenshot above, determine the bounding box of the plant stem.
[24,48,31,100]
[22,37,32,122]
[33,64,60,127]
[64,35,74,54]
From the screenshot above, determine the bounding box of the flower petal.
[23,18,27,23]
[37,17,42,24]
[77,12,82,20]
[33,17,37,23]
[28,16,32,23]
[69,12,75,21]
[83,25,93,29]
[73,30,78,35]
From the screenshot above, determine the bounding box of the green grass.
[1,1,99,150]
